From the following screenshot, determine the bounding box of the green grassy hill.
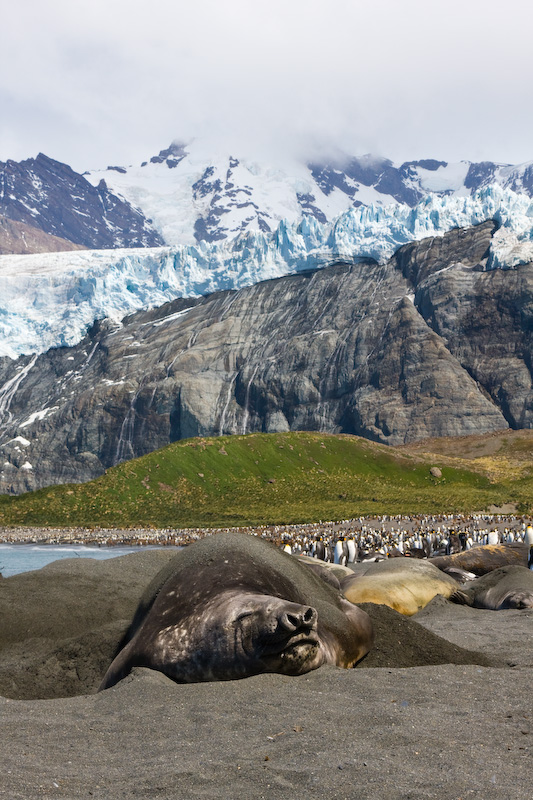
[1,430,531,528]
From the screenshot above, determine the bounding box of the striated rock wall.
[2,220,532,494]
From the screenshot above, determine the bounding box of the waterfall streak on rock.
[114,387,141,465]
[218,374,238,436]
[242,364,259,435]
[0,355,38,430]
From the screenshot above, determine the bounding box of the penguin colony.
[1,515,532,568]
[274,517,533,568]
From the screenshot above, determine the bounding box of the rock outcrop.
[2,220,532,494]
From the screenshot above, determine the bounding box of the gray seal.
[450,565,533,610]
[99,532,373,689]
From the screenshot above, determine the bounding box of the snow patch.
[20,407,59,428]
[415,162,471,193]
[8,435,30,446]
[101,378,126,386]
[150,308,193,327]
[489,227,533,269]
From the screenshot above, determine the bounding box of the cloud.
[2,0,533,170]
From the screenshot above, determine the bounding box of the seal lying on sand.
[341,559,459,616]
[430,544,527,577]
[449,566,533,610]
[99,533,373,689]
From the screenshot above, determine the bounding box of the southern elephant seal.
[99,532,373,689]
[340,558,460,616]
[296,556,353,586]
[430,543,528,577]
[449,566,533,610]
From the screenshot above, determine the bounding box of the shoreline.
[0,526,201,547]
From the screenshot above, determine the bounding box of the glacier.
[1,185,532,360]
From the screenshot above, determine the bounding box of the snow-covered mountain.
[86,142,533,245]
[3,141,533,253]
[0,217,530,494]
[0,153,164,250]
[1,186,532,359]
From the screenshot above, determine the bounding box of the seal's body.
[450,566,533,610]
[430,544,527,577]
[341,558,459,616]
[99,533,373,689]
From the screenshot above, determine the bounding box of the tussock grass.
[1,430,528,528]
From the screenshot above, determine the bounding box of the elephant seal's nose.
[279,604,318,633]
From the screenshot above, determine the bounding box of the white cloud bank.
[1,0,533,170]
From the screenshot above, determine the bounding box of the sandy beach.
[1,545,531,799]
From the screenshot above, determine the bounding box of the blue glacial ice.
[0,186,532,359]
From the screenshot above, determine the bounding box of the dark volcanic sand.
[0,551,531,799]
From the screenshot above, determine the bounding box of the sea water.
[0,543,178,578]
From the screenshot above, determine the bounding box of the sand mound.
[0,550,175,700]
[356,602,501,668]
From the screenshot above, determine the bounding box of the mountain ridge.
[3,219,533,495]
[3,142,533,253]
[0,153,164,251]
[0,215,86,255]
[87,142,533,245]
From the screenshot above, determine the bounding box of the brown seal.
[449,565,533,610]
[99,532,373,689]
[430,543,528,577]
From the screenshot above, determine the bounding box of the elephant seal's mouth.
[272,633,323,675]
[262,629,321,657]
[282,633,320,652]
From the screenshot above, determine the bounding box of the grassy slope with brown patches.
[1,430,529,528]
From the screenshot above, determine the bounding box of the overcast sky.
[2,0,532,171]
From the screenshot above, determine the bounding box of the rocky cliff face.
[0,154,164,249]
[2,219,531,494]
